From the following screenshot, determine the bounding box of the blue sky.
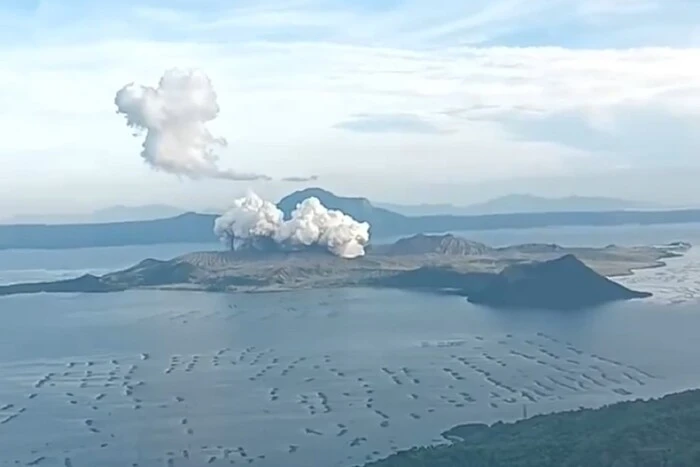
[1,0,699,215]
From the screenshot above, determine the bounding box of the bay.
[1,223,700,467]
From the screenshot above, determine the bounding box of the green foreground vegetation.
[366,389,700,467]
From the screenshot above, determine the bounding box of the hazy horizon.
[2,182,694,223]
[3,168,700,220]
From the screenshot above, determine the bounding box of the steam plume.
[213,192,282,240]
[213,192,370,258]
[114,68,270,181]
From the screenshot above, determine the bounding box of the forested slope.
[366,389,700,467]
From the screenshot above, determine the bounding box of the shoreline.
[607,259,668,278]
[127,255,684,296]
[0,260,678,299]
[609,247,693,279]
[0,241,691,302]
[366,385,700,467]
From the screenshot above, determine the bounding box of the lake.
[1,223,700,467]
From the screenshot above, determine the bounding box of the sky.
[1,0,700,215]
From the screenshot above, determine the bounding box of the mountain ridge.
[376,193,660,216]
[375,233,491,256]
[0,187,698,250]
[1,204,189,225]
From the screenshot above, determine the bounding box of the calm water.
[378,222,700,247]
[1,224,700,467]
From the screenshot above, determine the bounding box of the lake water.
[2,223,700,467]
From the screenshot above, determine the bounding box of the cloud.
[114,68,273,181]
[479,106,700,165]
[1,0,700,215]
[281,175,320,182]
[333,113,448,134]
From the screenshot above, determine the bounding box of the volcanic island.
[0,233,690,310]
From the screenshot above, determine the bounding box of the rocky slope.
[466,254,651,310]
[376,234,491,256]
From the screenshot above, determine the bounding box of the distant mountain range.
[377,194,660,216]
[1,204,188,225]
[1,193,663,225]
[0,187,698,250]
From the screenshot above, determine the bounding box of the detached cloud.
[333,113,448,134]
[281,175,319,182]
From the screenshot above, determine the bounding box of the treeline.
[366,389,700,467]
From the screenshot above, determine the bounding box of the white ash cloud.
[114,68,270,181]
[213,192,370,258]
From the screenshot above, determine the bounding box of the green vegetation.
[366,389,700,467]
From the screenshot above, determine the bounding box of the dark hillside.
[366,389,700,467]
[467,254,651,310]
[0,212,215,249]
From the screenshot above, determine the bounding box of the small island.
[0,234,689,310]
